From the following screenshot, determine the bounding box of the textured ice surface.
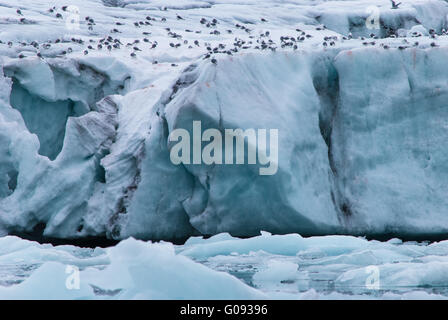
[1,0,448,241]
[0,233,447,299]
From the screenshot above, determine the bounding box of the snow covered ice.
[0,0,447,299]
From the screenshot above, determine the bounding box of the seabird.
[391,0,401,9]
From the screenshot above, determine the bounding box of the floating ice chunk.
[0,234,447,299]
[0,237,265,299]
[253,260,298,284]
[74,238,266,299]
[180,232,370,259]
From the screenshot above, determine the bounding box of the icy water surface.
[179,233,448,299]
[197,246,448,298]
[0,233,447,299]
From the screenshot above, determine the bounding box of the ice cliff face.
[113,48,448,240]
[0,57,128,238]
[332,47,448,235]
[1,0,448,241]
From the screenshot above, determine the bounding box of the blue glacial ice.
[0,0,448,241]
[0,0,447,299]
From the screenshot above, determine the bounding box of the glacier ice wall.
[2,36,448,240]
[0,56,129,239]
[331,47,448,235]
[111,48,448,240]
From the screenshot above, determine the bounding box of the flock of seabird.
[0,2,446,66]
